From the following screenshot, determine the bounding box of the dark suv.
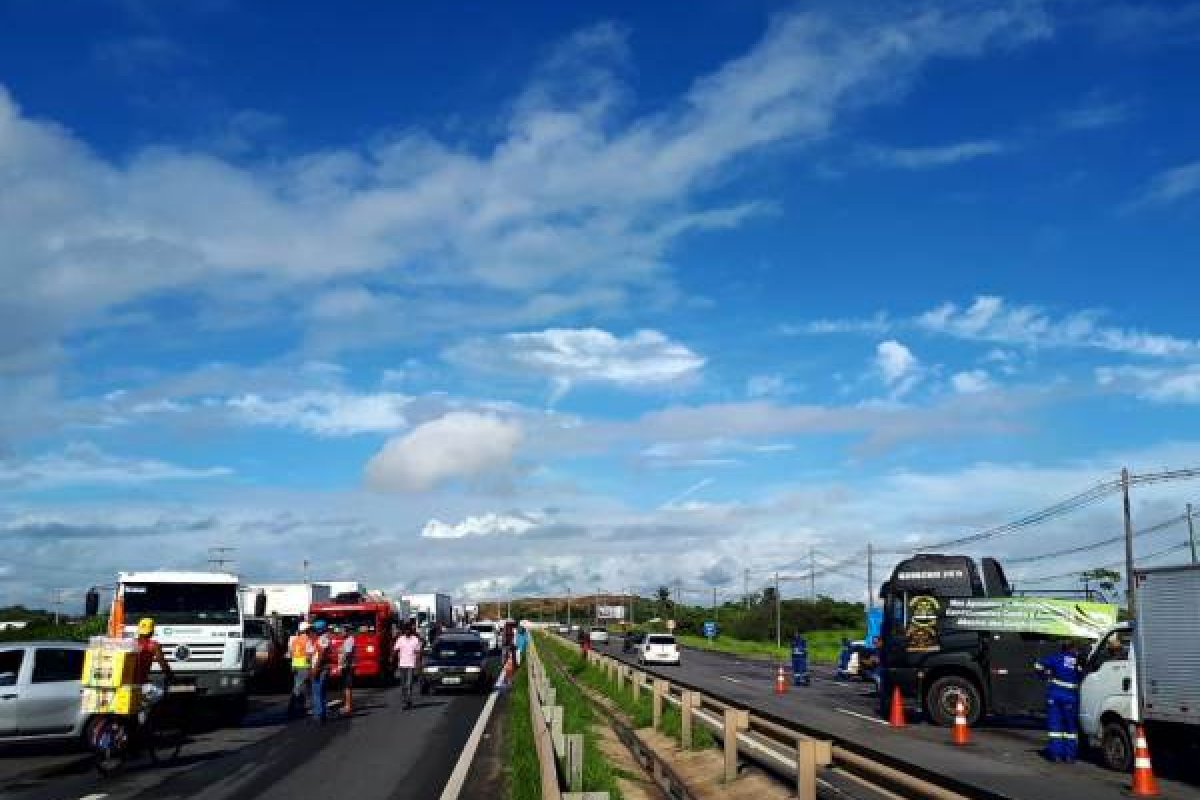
[420,634,500,694]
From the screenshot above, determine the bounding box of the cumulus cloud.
[365,412,523,492]
[876,340,921,395]
[951,369,993,394]
[421,511,546,539]
[448,328,704,400]
[228,391,411,436]
[0,443,232,489]
[1096,365,1200,403]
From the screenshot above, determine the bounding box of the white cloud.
[745,374,789,398]
[0,4,1051,374]
[1096,365,1200,403]
[1133,161,1200,207]
[866,139,1006,169]
[365,412,523,492]
[1056,99,1130,131]
[228,391,411,436]
[780,313,891,336]
[951,369,993,394]
[448,328,704,399]
[421,511,545,539]
[875,340,921,395]
[0,443,231,488]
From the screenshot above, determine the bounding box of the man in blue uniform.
[1035,641,1083,762]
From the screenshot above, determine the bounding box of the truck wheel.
[925,676,982,727]
[221,694,248,726]
[1101,721,1133,772]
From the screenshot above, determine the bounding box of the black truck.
[880,554,1089,726]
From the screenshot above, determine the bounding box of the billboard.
[596,605,626,620]
[904,596,1118,653]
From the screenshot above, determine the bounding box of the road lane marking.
[720,675,742,684]
[79,795,108,800]
[836,707,889,725]
[834,682,852,688]
[438,688,500,800]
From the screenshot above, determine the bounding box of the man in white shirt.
[392,622,423,710]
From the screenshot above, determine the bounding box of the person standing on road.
[392,622,423,710]
[514,623,528,667]
[1035,641,1083,763]
[339,628,356,715]
[287,621,312,719]
[307,619,332,724]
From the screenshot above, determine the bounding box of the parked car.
[420,633,500,694]
[588,626,609,645]
[638,634,681,666]
[468,621,500,652]
[622,631,646,653]
[0,641,89,743]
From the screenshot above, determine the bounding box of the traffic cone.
[888,687,907,728]
[951,698,970,746]
[774,665,787,695]
[1131,724,1160,797]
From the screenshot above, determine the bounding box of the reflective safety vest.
[291,635,310,669]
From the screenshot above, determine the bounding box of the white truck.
[402,593,452,629]
[1080,564,1200,770]
[118,571,248,721]
[240,583,331,629]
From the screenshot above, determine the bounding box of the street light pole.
[1122,468,1137,617]
[1188,503,1198,565]
[774,571,781,649]
[567,587,572,629]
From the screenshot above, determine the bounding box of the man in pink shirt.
[392,621,423,710]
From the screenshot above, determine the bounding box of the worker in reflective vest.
[1035,642,1083,763]
[287,621,312,718]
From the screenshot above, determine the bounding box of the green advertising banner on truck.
[944,597,1118,638]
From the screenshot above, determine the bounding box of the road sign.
[703,620,717,639]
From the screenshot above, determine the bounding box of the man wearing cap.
[133,618,172,724]
[287,621,312,719]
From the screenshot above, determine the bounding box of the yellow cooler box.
[81,686,142,716]
[82,647,136,689]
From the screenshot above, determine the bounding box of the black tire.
[147,718,185,766]
[92,717,128,777]
[219,694,248,726]
[1101,720,1133,772]
[925,675,983,727]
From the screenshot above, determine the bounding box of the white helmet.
[298,621,311,633]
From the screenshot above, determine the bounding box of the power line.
[1005,512,1186,565]
[1017,541,1193,586]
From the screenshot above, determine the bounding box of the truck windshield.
[318,612,378,633]
[122,583,239,626]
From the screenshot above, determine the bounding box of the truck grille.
[164,642,228,665]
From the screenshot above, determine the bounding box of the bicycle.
[89,680,196,776]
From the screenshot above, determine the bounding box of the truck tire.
[220,694,248,726]
[925,676,982,727]
[1101,720,1133,772]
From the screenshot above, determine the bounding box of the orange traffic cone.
[888,687,907,728]
[774,665,788,695]
[951,698,970,746]
[1131,724,1160,797]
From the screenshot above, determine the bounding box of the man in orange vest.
[287,621,312,719]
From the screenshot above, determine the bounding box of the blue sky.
[2,0,1200,607]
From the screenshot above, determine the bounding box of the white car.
[588,626,609,644]
[468,621,500,652]
[0,641,90,743]
[638,634,681,666]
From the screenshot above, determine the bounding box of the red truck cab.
[309,598,396,684]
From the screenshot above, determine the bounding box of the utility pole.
[208,546,235,571]
[1122,468,1137,618]
[774,571,781,649]
[566,587,572,629]
[712,587,717,621]
[867,542,875,610]
[809,546,816,601]
[1188,503,1198,565]
[51,588,66,626]
[302,559,310,583]
[744,568,750,609]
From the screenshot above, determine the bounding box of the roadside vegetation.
[538,632,714,751]
[675,628,859,665]
[506,658,541,800]
[0,609,106,643]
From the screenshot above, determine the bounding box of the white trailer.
[1080,564,1200,770]
[318,580,366,600]
[402,593,452,628]
[240,583,331,621]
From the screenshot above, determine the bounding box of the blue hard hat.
[313,619,327,631]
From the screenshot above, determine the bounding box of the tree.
[655,586,672,618]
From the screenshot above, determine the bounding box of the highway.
[593,635,1199,800]
[0,686,499,800]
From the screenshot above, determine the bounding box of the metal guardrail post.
[723,708,749,783]
[797,739,816,800]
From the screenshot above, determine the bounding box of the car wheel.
[925,675,982,727]
[1101,720,1133,772]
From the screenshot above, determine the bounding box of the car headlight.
[423,666,439,673]
[465,666,481,673]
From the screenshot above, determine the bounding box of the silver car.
[0,641,89,742]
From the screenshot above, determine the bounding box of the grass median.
[506,660,541,800]
[675,628,858,664]
[537,633,714,751]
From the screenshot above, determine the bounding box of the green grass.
[675,628,859,665]
[533,638,624,798]
[506,662,541,800]
[537,633,714,751]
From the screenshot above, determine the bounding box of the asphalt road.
[0,685,495,800]
[594,635,1199,800]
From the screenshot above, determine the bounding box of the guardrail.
[525,638,610,800]
[558,636,976,800]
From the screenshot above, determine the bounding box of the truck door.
[986,633,1060,717]
[1079,629,1132,735]
[0,647,27,735]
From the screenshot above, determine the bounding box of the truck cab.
[309,597,396,684]
[1079,624,1135,771]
